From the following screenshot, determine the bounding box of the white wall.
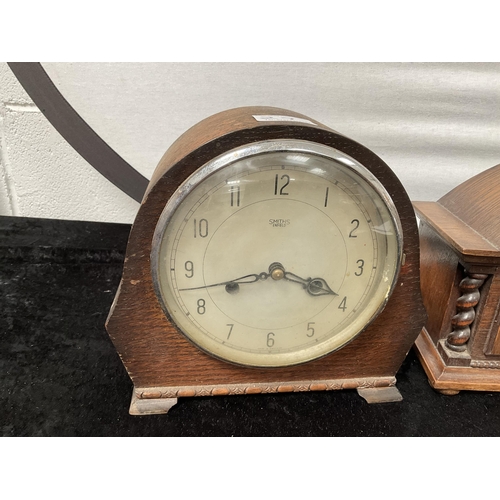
[1,62,499,224]
[0,62,138,222]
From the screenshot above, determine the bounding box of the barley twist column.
[446,272,488,351]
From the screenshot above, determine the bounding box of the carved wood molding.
[136,376,397,400]
[470,360,500,369]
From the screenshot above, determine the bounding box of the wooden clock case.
[415,164,500,395]
[105,106,426,415]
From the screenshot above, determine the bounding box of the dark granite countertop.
[1,214,499,437]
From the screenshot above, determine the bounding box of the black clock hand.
[179,272,270,292]
[179,262,337,297]
[264,262,338,297]
[283,271,338,297]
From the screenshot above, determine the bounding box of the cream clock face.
[152,140,402,367]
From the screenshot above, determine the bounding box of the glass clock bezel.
[151,139,404,368]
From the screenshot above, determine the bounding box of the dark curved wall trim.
[8,62,148,203]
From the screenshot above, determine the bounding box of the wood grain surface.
[414,163,500,393]
[106,106,426,402]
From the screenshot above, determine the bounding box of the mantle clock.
[415,163,500,395]
[106,106,426,415]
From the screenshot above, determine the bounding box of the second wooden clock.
[106,106,426,414]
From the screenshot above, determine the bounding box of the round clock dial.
[152,140,403,367]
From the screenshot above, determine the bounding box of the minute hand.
[283,272,338,297]
[178,272,268,292]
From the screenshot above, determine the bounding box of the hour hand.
[283,271,338,297]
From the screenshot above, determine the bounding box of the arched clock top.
[438,163,500,248]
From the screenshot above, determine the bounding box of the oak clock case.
[105,106,426,415]
[414,163,500,395]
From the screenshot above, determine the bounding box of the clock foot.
[436,388,460,396]
[357,386,403,404]
[129,392,178,415]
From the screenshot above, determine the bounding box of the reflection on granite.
[1,215,500,436]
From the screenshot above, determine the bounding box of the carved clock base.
[415,328,500,395]
[128,376,402,415]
